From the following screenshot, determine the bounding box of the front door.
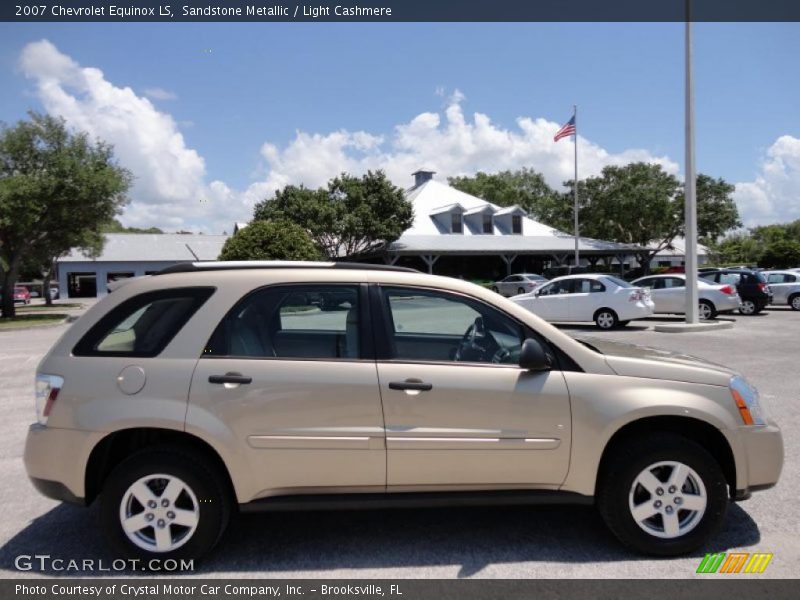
[188,284,385,498]
[530,279,573,321]
[373,285,572,490]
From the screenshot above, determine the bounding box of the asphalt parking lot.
[0,307,796,579]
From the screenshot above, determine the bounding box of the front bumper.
[735,423,784,499]
[24,423,102,505]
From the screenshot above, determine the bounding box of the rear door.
[188,283,385,497]
[373,285,572,489]
[568,278,606,321]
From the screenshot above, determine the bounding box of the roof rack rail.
[154,261,419,276]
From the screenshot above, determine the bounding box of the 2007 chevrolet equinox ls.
[24,262,783,560]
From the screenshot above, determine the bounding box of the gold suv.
[24,262,783,561]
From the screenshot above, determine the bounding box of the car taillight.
[720,285,735,295]
[35,374,63,425]
[758,283,768,293]
[628,289,647,302]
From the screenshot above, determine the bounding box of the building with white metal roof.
[57,233,228,298]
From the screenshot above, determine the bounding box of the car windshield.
[602,276,633,288]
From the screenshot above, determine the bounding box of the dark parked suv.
[700,269,772,315]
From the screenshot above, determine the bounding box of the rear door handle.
[209,373,252,385]
[388,381,433,392]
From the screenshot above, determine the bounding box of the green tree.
[707,232,764,265]
[254,170,413,259]
[0,112,131,318]
[218,220,321,261]
[102,218,163,234]
[693,174,741,243]
[448,168,561,224]
[759,239,800,269]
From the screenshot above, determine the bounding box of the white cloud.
[19,39,244,233]
[19,40,680,234]
[734,135,800,226]
[256,93,679,195]
[143,87,177,101]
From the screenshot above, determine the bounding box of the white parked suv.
[511,274,654,329]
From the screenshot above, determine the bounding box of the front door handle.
[209,373,252,385]
[388,380,433,392]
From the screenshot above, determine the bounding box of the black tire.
[699,300,717,320]
[100,446,231,563]
[594,308,619,330]
[491,286,499,293]
[597,432,728,556]
[789,294,800,311]
[517,287,526,295]
[738,299,757,315]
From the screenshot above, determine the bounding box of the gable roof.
[58,233,229,263]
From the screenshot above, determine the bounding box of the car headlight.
[730,375,766,426]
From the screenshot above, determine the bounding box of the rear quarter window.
[73,287,215,357]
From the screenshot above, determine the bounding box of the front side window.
[205,285,361,360]
[74,287,215,357]
[539,280,573,296]
[380,287,525,364]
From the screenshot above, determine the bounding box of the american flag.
[554,116,576,142]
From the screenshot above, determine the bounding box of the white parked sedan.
[492,273,548,297]
[632,274,741,320]
[511,274,654,329]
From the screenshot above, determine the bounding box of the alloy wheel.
[119,473,200,553]
[596,311,616,329]
[698,302,713,320]
[791,296,800,311]
[739,300,756,315]
[628,461,707,539]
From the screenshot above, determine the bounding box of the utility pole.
[684,6,699,323]
[573,104,579,269]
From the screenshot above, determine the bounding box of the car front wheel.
[100,447,231,562]
[597,433,728,556]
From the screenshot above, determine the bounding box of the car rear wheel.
[517,287,526,295]
[597,433,728,556]
[100,447,231,562]
[698,300,716,320]
[790,294,800,311]
[491,286,499,293]
[738,299,757,315]
[594,309,619,330]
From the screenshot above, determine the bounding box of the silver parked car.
[632,274,741,320]
[492,273,548,297]
[763,270,800,310]
[24,262,782,562]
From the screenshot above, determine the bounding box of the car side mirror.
[519,338,552,371]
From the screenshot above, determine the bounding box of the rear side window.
[73,287,215,357]
[204,284,362,360]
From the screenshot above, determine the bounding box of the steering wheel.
[454,317,488,362]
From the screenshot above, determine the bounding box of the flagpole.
[573,104,579,268]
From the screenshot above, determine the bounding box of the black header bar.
[3,0,800,23]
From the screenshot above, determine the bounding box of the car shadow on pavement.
[0,501,760,577]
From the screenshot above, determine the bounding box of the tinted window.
[482,213,493,233]
[74,288,214,357]
[205,285,361,360]
[538,280,573,295]
[511,214,522,234]
[636,277,656,289]
[451,213,463,234]
[718,273,741,285]
[381,287,524,364]
[663,277,685,289]
[574,279,606,293]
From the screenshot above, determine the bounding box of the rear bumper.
[24,423,101,504]
[715,295,741,312]
[618,301,654,321]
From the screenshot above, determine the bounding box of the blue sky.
[1,22,798,232]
